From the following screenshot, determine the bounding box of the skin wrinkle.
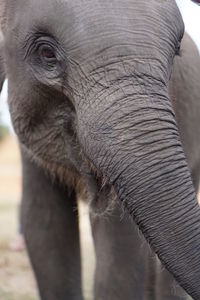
[143,186,193,217]
[182,228,200,249]
[92,102,175,139]
[108,119,178,143]
[11,90,85,185]
[133,156,186,181]
[144,166,187,189]
[123,195,188,232]
[127,199,198,249]
[75,59,168,110]
[128,127,178,141]
[119,167,188,203]
[157,214,199,248]
[125,158,186,190]
[88,57,163,78]
[126,179,195,216]
[139,220,193,251]
[138,180,190,206]
[134,180,189,206]
[169,219,200,242]
[115,149,190,198]
[113,115,176,131]
[81,80,166,121]
[66,12,173,63]
[146,191,193,221]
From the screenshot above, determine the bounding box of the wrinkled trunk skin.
[77,74,200,299]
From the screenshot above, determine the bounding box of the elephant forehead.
[13,0,182,36]
[8,0,183,66]
[16,0,140,30]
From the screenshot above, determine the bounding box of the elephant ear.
[0,0,7,89]
[0,40,5,92]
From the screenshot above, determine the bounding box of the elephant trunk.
[77,73,200,299]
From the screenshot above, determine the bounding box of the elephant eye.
[24,32,65,77]
[38,45,57,63]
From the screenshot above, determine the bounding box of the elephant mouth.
[88,178,116,218]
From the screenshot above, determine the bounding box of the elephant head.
[1,0,200,298]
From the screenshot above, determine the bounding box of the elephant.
[0,0,200,299]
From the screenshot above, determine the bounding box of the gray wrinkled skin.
[0,0,200,299]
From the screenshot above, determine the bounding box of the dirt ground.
[0,135,95,300]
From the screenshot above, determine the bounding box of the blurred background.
[0,1,200,300]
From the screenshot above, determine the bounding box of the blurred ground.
[0,135,95,300]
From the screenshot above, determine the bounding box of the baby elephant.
[0,0,200,299]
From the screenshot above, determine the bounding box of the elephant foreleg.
[90,202,149,300]
[21,150,83,300]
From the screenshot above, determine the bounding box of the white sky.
[0,1,200,127]
[176,0,200,51]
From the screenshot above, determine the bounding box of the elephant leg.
[156,261,187,300]
[144,253,157,300]
[90,202,149,300]
[21,151,83,300]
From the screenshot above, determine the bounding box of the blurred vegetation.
[0,113,9,141]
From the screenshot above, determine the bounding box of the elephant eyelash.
[23,36,37,59]
[22,31,60,60]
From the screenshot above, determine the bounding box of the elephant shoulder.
[169,33,200,188]
[169,32,200,104]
